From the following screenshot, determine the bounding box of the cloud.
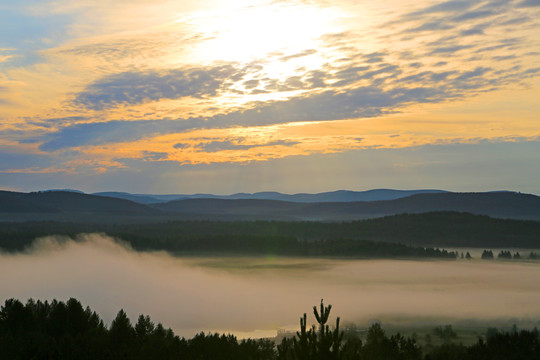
[35,56,538,152]
[142,151,168,161]
[242,79,259,90]
[454,67,491,81]
[433,61,448,66]
[452,10,495,21]
[195,139,300,153]
[406,21,454,32]
[499,16,531,25]
[173,142,190,149]
[38,120,158,151]
[20,0,540,155]
[391,0,538,62]
[74,64,245,110]
[38,85,438,151]
[279,49,317,62]
[430,71,457,82]
[518,0,540,7]
[24,116,91,129]
[212,86,442,128]
[408,0,478,16]
[332,64,398,87]
[304,70,327,88]
[429,44,473,54]
[523,67,540,75]
[460,26,485,36]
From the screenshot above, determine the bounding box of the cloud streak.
[194,139,300,153]
[74,65,246,110]
[35,55,536,152]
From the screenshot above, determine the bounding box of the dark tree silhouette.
[1,297,540,359]
[278,299,343,360]
[481,250,494,259]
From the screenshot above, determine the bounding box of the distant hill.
[0,190,158,218]
[92,189,448,204]
[42,189,85,194]
[2,190,540,222]
[154,198,309,219]
[91,192,168,204]
[152,192,540,221]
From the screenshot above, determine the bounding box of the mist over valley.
[2,233,540,339]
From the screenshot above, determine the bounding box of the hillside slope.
[94,189,447,203]
[0,191,158,216]
[153,192,540,221]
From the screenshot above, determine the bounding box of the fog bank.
[1,234,540,337]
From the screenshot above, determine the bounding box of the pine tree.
[280,300,343,360]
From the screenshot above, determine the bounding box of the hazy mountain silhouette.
[93,189,447,203]
[2,190,540,222]
[92,191,169,204]
[0,190,158,216]
[152,192,540,221]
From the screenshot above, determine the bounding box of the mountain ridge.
[92,189,449,204]
[2,190,540,222]
[0,190,158,216]
[152,191,540,221]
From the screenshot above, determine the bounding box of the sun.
[173,0,346,106]
[183,0,344,66]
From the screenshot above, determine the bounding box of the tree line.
[0,225,458,259]
[480,250,538,260]
[0,298,274,360]
[1,212,540,252]
[1,298,539,360]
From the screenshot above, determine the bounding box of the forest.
[1,212,539,258]
[1,212,539,252]
[0,222,459,259]
[1,298,539,360]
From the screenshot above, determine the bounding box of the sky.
[1,0,539,194]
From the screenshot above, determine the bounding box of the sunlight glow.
[185,1,343,65]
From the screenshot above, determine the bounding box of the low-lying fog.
[1,233,540,338]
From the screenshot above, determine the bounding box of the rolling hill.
[0,190,158,217]
[152,192,540,221]
[2,190,540,222]
[93,189,447,204]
